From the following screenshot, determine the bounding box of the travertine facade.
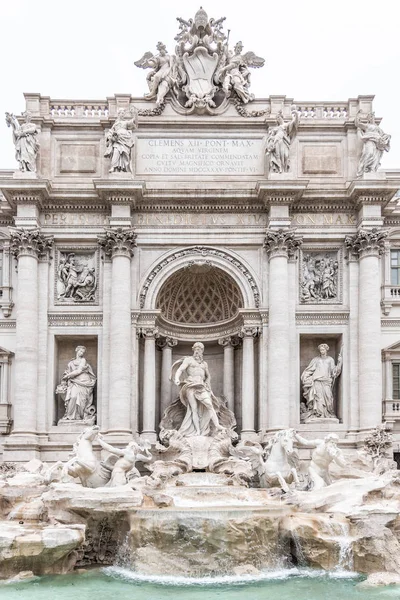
[1,10,400,461]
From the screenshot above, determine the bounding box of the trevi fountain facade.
[1,6,400,595]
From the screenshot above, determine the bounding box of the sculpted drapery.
[301,344,342,421]
[58,346,96,422]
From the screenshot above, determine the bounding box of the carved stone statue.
[301,253,339,303]
[97,435,152,486]
[265,110,299,173]
[134,42,175,107]
[171,342,225,437]
[134,8,265,114]
[65,426,112,487]
[218,41,264,105]
[296,432,346,489]
[300,344,342,422]
[355,110,391,177]
[5,111,40,172]
[57,253,97,302]
[104,107,138,173]
[56,346,96,424]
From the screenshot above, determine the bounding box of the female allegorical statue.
[104,107,138,173]
[300,343,342,422]
[56,345,96,423]
[355,110,391,177]
[5,111,40,172]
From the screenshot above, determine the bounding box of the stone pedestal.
[98,228,136,438]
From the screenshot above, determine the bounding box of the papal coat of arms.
[134,7,265,114]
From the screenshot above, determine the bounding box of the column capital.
[98,227,137,259]
[157,336,178,350]
[140,326,159,340]
[345,227,387,259]
[264,228,302,260]
[9,227,53,260]
[239,326,260,339]
[218,335,241,348]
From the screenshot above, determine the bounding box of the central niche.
[156,264,243,324]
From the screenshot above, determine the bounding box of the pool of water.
[1,567,399,600]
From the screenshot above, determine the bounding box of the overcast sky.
[1,0,400,170]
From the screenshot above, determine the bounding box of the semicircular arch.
[138,246,261,311]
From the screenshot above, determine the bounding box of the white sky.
[1,0,400,170]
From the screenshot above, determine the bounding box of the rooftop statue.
[135,7,265,114]
[5,111,40,173]
[355,110,391,177]
[104,107,138,173]
[265,109,299,173]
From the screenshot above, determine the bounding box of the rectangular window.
[393,364,400,400]
[391,250,400,285]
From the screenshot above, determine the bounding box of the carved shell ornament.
[134,7,267,116]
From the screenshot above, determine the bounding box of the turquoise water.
[1,568,400,600]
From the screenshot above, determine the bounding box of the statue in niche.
[5,111,40,172]
[355,110,391,177]
[56,345,96,424]
[300,343,342,422]
[301,253,339,303]
[171,342,226,437]
[57,252,97,302]
[104,107,138,173]
[134,42,175,107]
[97,435,152,486]
[265,110,299,173]
[218,41,264,105]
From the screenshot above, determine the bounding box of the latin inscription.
[136,137,265,176]
[41,213,108,226]
[133,213,267,226]
[292,213,356,226]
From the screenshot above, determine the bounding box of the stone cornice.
[264,228,303,260]
[0,179,51,210]
[347,178,400,208]
[93,180,145,205]
[9,227,53,260]
[257,181,308,207]
[98,227,137,259]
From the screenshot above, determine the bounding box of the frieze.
[48,313,102,327]
[291,213,356,227]
[0,320,16,329]
[295,312,349,325]
[41,213,109,227]
[133,212,268,227]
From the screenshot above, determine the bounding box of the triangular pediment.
[0,346,14,357]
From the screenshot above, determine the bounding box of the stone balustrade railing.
[21,93,375,122]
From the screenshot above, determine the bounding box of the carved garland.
[139,246,260,309]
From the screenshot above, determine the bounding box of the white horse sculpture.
[237,428,300,493]
[65,425,113,488]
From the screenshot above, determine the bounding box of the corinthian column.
[264,228,302,430]
[141,327,159,443]
[345,228,387,429]
[98,227,136,438]
[10,228,53,436]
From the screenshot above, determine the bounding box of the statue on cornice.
[265,110,299,173]
[134,7,265,114]
[355,110,391,177]
[5,111,40,172]
[300,343,342,422]
[104,107,138,173]
[134,42,175,107]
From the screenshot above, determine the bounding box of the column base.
[240,430,260,442]
[2,433,41,462]
[140,431,158,444]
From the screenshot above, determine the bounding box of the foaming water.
[103,565,359,587]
